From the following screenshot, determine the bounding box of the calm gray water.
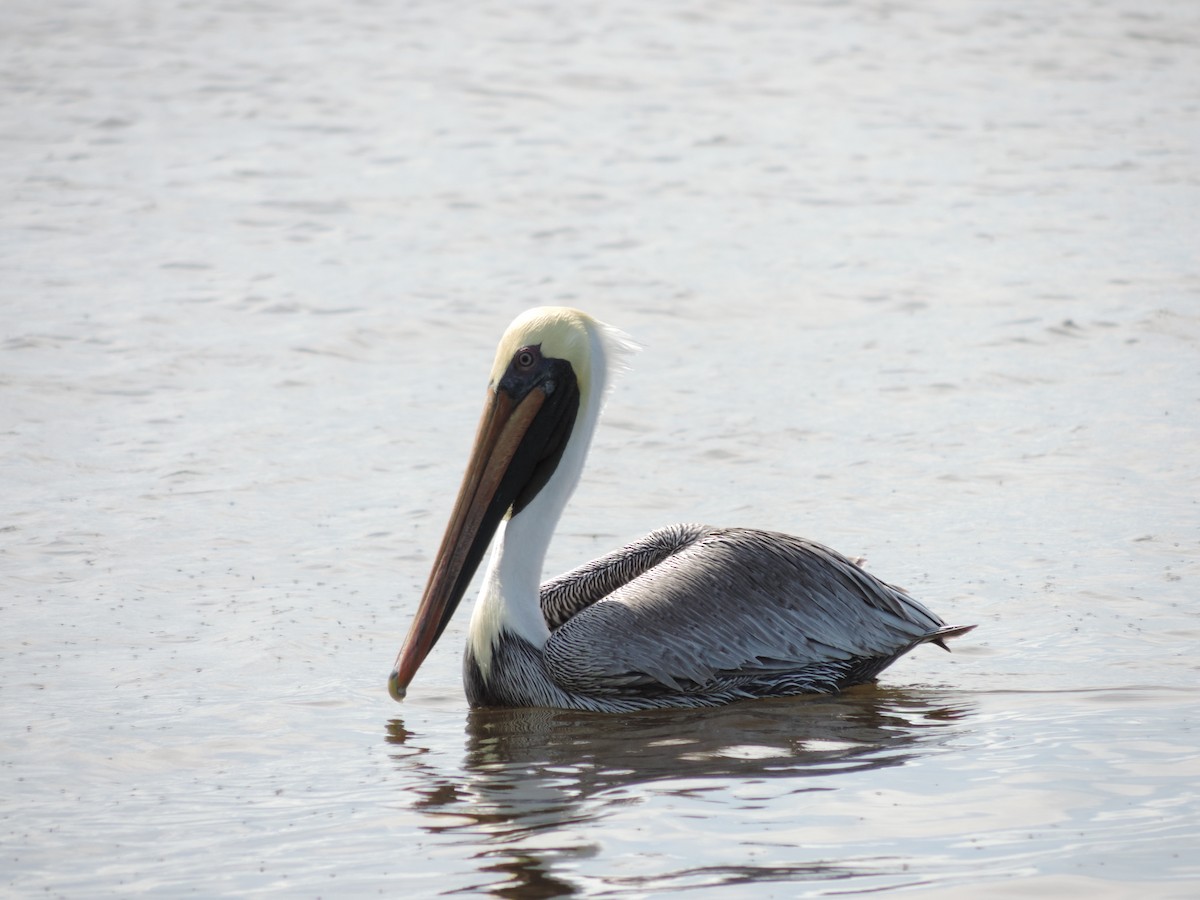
[3,0,1198,896]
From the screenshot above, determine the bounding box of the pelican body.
[390,308,973,712]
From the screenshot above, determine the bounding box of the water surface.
[3,0,1198,896]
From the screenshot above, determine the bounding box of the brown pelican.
[389,307,974,712]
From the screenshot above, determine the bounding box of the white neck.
[466,317,631,678]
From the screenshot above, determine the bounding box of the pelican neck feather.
[468,308,637,678]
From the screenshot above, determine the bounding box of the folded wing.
[543,527,964,697]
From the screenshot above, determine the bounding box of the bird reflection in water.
[384,685,974,897]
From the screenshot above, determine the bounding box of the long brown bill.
[389,387,547,701]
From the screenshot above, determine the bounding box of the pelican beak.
[388,387,546,701]
[389,352,579,702]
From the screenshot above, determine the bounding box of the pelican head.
[389,307,634,701]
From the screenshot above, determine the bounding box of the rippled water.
[3,0,1198,896]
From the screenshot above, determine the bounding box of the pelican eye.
[515,348,537,369]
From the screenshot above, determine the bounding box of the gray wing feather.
[543,526,949,696]
[539,523,711,629]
